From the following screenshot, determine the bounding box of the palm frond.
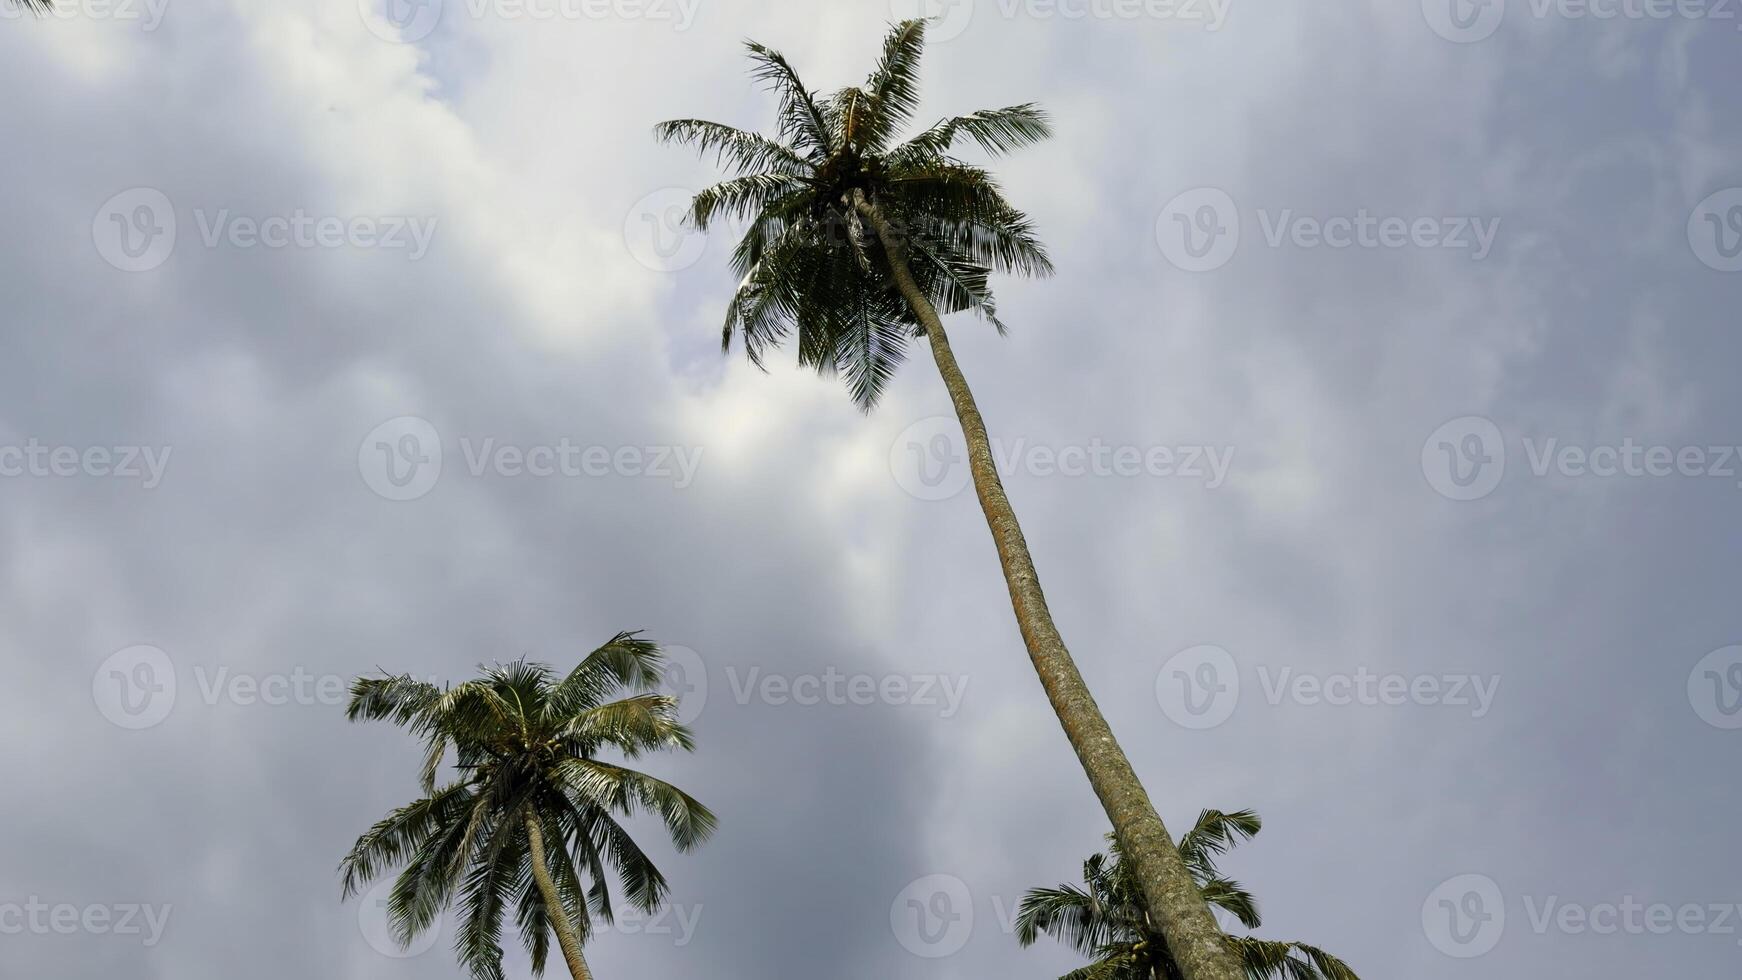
[883,163,1055,278]
[385,796,483,945]
[1226,936,1361,980]
[744,41,834,158]
[558,694,695,756]
[1015,883,1108,954]
[891,104,1052,162]
[1177,808,1262,878]
[347,674,444,727]
[545,787,619,925]
[1021,812,1360,980]
[513,864,553,975]
[652,119,815,178]
[829,281,911,411]
[830,86,873,150]
[546,632,666,719]
[339,781,476,898]
[1062,946,1146,980]
[453,813,523,980]
[556,758,718,852]
[687,173,811,231]
[1198,874,1261,929]
[859,19,928,150]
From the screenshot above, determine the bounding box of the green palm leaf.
[1227,937,1361,980]
[1019,811,1360,980]
[339,635,715,980]
[1178,809,1263,879]
[858,18,928,150]
[657,18,1054,410]
[744,41,834,159]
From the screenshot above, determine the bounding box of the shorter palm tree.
[339,633,716,980]
[1017,810,1359,980]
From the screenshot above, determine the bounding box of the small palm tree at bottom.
[1017,810,1360,980]
[338,633,716,980]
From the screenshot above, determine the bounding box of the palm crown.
[656,18,1054,409]
[339,634,716,980]
[1017,810,1360,980]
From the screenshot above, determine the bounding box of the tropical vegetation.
[1018,809,1360,980]
[656,19,1244,980]
[338,633,715,980]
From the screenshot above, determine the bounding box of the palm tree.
[338,633,717,980]
[1017,810,1360,980]
[656,19,1244,980]
[9,0,54,12]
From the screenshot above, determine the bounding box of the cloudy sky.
[2,0,1739,977]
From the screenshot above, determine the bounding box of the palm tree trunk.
[524,810,595,980]
[852,191,1244,980]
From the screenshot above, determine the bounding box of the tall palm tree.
[656,19,1244,980]
[339,633,717,980]
[1017,810,1360,980]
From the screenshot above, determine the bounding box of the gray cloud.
[2,2,1738,979]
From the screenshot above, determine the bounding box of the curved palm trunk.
[524,811,595,980]
[853,191,1243,980]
